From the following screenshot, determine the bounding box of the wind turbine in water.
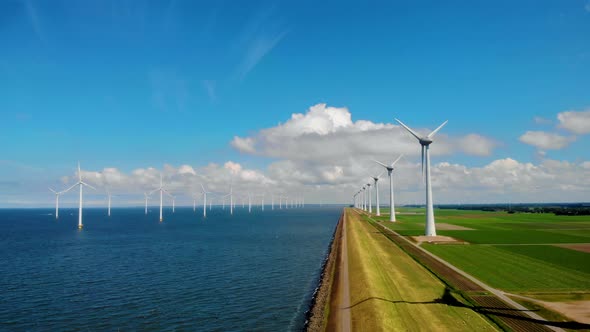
[48,188,64,219]
[200,184,210,218]
[395,118,447,236]
[106,190,115,217]
[143,192,150,215]
[149,173,170,222]
[63,162,96,229]
[374,155,403,221]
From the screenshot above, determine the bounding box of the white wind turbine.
[366,183,372,213]
[374,155,403,221]
[368,171,385,216]
[63,162,96,229]
[149,173,170,222]
[48,188,64,219]
[143,192,150,215]
[200,184,210,218]
[168,193,176,213]
[395,118,447,236]
[361,186,366,211]
[106,189,116,217]
[258,193,265,211]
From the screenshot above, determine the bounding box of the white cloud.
[230,103,497,161]
[230,136,256,153]
[519,131,575,150]
[557,108,590,134]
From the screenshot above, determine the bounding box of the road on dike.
[327,208,500,332]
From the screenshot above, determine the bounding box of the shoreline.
[303,211,344,332]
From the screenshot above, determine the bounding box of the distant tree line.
[404,203,590,216]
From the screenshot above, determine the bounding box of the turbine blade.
[377,170,385,178]
[427,120,448,138]
[200,183,206,192]
[81,182,96,190]
[49,187,57,194]
[391,154,404,167]
[149,188,158,195]
[372,159,389,168]
[63,183,78,193]
[78,162,81,181]
[395,118,421,141]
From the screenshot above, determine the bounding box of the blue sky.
[1,0,590,206]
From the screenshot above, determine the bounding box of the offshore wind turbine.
[149,173,170,222]
[396,118,447,236]
[374,155,403,221]
[200,184,210,218]
[106,190,115,217]
[63,162,96,229]
[169,194,176,213]
[143,192,150,215]
[48,188,64,219]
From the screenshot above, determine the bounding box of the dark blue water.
[0,206,341,331]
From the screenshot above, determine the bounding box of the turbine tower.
[48,188,63,219]
[169,194,175,213]
[366,183,372,213]
[106,190,115,217]
[200,184,210,218]
[374,155,403,221]
[63,162,96,229]
[149,173,170,222]
[143,192,150,215]
[369,171,384,216]
[396,118,447,236]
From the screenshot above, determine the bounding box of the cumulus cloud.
[557,108,590,135]
[519,131,575,150]
[231,136,256,153]
[230,103,497,160]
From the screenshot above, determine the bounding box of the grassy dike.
[318,208,499,331]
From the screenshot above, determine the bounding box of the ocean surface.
[0,206,342,331]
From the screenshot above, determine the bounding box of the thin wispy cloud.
[234,5,288,80]
[149,69,190,113]
[24,0,45,43]
[202,80,217,103]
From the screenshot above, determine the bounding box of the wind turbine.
[374,155,403,221]
[63,162,96,229]
[106,189,115,217]
[258,193,265,211]
[149,173,170,222]
[168,194,176,213]
[366,183,372,213]
[368,171,385,216]
[248,192,252,213]
[395,118,447,236]
[48,188,64,219]
[143,192,150,215]
[200,184,210,218]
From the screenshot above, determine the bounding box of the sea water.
[0,206,341,331]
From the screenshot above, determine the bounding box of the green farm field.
[373,208,590,296]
